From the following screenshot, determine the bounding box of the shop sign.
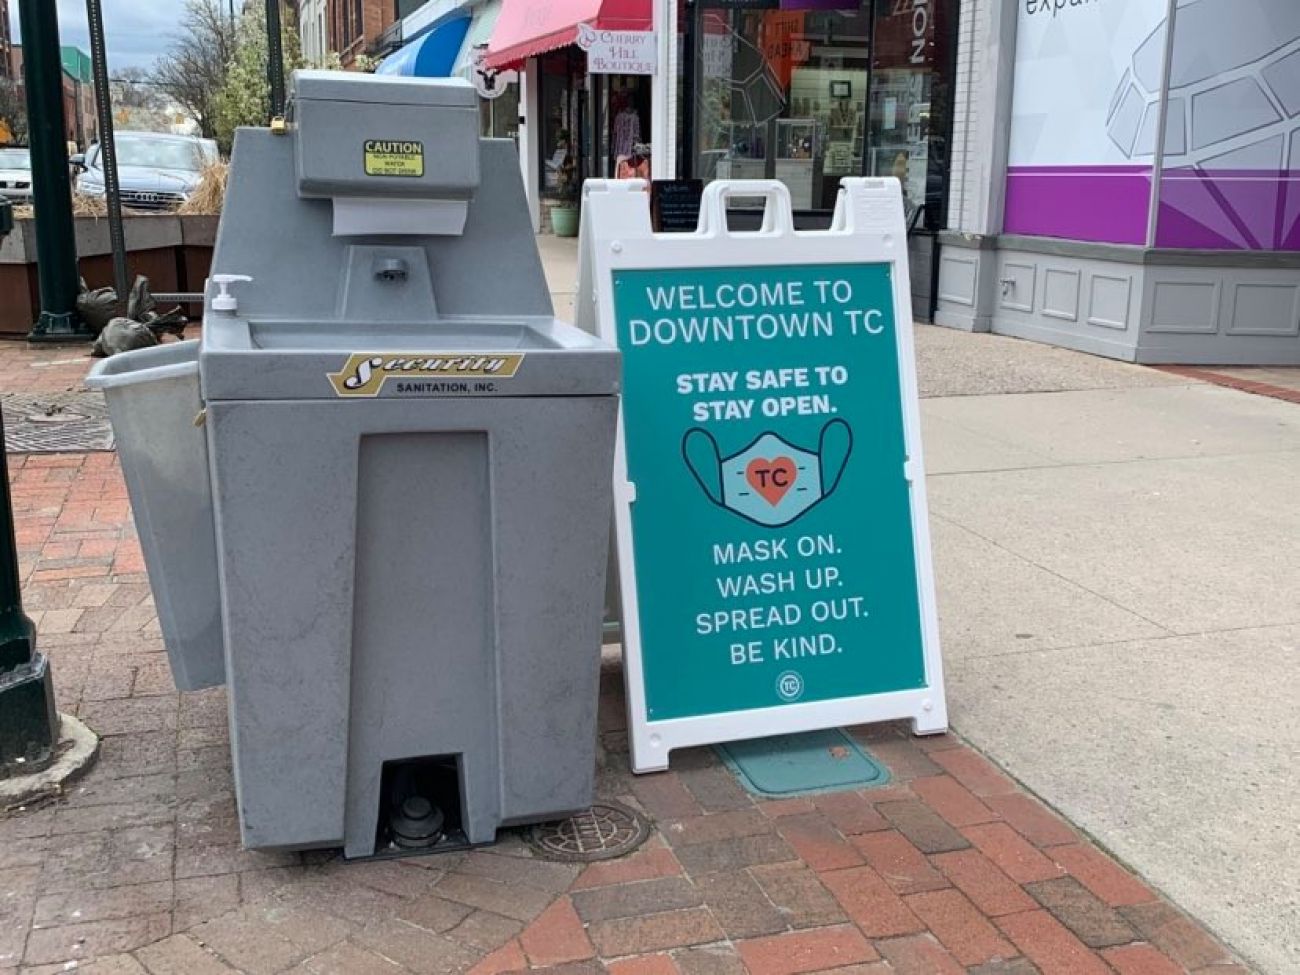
[650,179,705,232]
[468,44,518,100]
[576,23,656,75]
[760,12,809,89]
[873,0,935,70]
[576,179,947,773]
[701,15,734,80]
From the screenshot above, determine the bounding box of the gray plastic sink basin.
[198,315,621,400]
[245,317,580,351]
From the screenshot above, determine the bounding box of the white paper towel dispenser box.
[290,70,480,236]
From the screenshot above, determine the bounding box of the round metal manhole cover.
[3,392,114,453]
[526,801,651,862]
[25,407,89,423]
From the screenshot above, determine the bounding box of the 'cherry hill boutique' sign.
[577,23,656,74]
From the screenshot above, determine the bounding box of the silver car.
[74,132,218,211]
[0,147,33,202]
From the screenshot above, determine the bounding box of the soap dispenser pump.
[211,274,253,314]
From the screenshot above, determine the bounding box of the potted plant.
[550,137,580,238]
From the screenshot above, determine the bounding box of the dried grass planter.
[11,192,110,220]
[0,213,220,339]
[1,167,227,337]
[178,162,228,216]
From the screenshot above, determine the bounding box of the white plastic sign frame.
[577,178,947,774]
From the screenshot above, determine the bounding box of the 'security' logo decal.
[328,353,525,397]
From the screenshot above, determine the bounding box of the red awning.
[484,0,651,69]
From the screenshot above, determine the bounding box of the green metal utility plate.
[716,728,889,798]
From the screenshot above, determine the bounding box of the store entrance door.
[594,74,652,181]
[538,49,591,213]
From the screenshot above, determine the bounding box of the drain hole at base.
[374,754,468,857]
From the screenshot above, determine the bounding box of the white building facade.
[299,0,329,65]
[936,0,1300,364]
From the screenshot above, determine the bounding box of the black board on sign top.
[650,179,704,233]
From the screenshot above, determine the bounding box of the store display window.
[686,0,955,222]
[480,82,520,142]
[867,0,955,229]
[598,76,653,180]
[691,2,870,212]
[539,50,588,205]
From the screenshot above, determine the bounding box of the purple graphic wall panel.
[1006,0,1300,251]
[1157,170,1300,250]
[1146,0,1300,251]
[1004,167,1152,246]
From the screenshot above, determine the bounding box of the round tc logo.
[776,670,804,703]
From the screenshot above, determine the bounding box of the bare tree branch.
[111,67,167,111]
[149,0,237,139]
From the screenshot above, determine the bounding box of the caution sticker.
[363,140,424,177]
[328,353,525,397]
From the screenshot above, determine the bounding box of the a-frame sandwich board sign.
[577,178,946,774]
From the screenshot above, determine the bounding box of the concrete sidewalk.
[923,372,1300,975]
[541,234,1299,972]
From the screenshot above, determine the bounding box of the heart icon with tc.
[746,456,797,506]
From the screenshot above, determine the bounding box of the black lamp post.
[0,197,59,773]
[266,0,286,119]
[16,0,91,342]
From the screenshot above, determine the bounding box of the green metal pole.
[0,406,59,774]
[17,0,92,342]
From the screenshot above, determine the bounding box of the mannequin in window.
[893,151,919,224]
[617,141,651,181]
[612,94,642,167]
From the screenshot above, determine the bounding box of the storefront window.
[692,2,871,212]
[594,76,653,180]
[539,50,590,205]
[867,0,952,229]
[479,83,520,142]
[687,0,954,221]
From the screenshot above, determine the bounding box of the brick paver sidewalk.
[0,343,99,397]
[1154,365,1300,406]
[0,332,1251,974]
[0,451,1250,975]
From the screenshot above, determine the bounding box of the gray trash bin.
[93,71,620,859]
[85,340,224,691]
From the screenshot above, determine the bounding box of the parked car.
[0,147,33,203]
[73,132,219,211]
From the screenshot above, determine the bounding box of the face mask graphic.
[682,420,852,528]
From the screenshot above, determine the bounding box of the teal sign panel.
[613,262,927,722]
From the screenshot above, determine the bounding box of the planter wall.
[0,214,218,338]
[177,216,218,318]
